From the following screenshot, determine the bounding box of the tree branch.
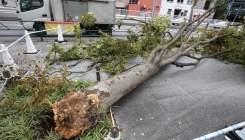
[172,61,200,67]
[68,59,86,67]
[119,18,149,26]
[162,31,173,40]
[187,0,231,26]
[182,31,232,55]
[171,48,234,68]
[148,0,230,64]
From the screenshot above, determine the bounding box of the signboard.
[192,9,214,20]
[44,22,80,35]
[227,2,232,9]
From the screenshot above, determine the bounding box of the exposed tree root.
[51,91,99,139]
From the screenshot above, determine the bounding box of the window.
[2,0,7,6]
[186,0,192,4]
[167,0,173,2]
[204,0,211,10]
[177,0,183,3]
[20,0,44,12]
[174,9,181,15]
[116,7,127,15]
[183,10,188,16]
[129,0,138,4]
[167,9,172,15]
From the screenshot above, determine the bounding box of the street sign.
[227,2,232,9]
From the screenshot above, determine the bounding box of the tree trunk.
[51,2,231,138]
[51,61,160,139]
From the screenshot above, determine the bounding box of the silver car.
[171,16,187,26]
[208,19,229,29]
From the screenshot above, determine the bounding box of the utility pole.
[151,0,157,23]
[224,1,233,21]
[232,4,241,24]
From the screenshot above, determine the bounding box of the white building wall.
[159,0,193,19]
[193,0,206,9]
[116,0,129,8]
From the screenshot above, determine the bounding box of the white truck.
[0,0,18,19]
[15,0,116,35]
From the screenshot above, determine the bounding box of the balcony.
[129,0,138,4]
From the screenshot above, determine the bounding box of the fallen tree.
[50,0,238,139]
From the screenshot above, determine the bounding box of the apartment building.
[127,0,162,17]
[116,0,129,15]
[159,0,192,18]
[115,0,212,18]
[116,0,162,17]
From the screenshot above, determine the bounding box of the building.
[159,0,214,19]
[159,0,192,18]
[115,0,213,19]
[225,0,245,22]
[116,0,162,17]
[194,0,212,10]
[127,0,162,17]
[116,0,129,15]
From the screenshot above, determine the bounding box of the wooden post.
[96,66,101,82]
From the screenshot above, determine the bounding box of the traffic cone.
[1,44,18,71]
[24,30,40,54]
[55,25,67,43]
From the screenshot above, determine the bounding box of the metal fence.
[0,18,201,41]
[0,20,114,40]
[116,9,160,18]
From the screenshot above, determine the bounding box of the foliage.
[134,15,171,57]
[42,129,60,140]
[0,64,93,139]
[0,67,70,114]
[74,23,82,44]
[46,41,85,63]
[88,15,171,74]
[83,32,139,75]
[77,112,112,140]
[46,15,172,75]
[0,116,36,139]
[193,25,245,65]
[213,3,228,19]
[80,12,97,27]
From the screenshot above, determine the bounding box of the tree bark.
[51,61,160,139]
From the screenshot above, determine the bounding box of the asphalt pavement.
[1,35,245,140]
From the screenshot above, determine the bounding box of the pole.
[151,0,157,23]
[224,1,233,21]
[224,11,229,21]
[232,5,241,24]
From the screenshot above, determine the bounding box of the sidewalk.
[0,37,108,82]
[1,37,245,140]
[113,56,245,140]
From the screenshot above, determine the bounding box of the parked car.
[171,17,187,26]
[0,0,18,20]
[208,20,229,29]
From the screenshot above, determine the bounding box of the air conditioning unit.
[142,5,146,9]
